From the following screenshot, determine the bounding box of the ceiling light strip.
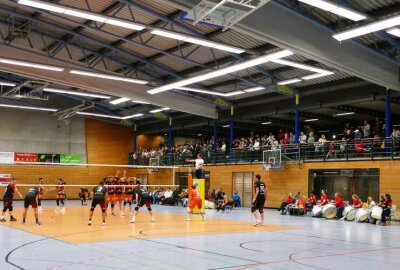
[76,111,143,120]
[148,50,293,94]
[149,108,170,113]
[0,103,58,112]
[109,97,131,105]
[18,0,145,31]
[305,118,319,122]
[0,58,64,71]
[333,14,400,41]
[70,70,148,84]
[299,0,366,21]
[0,81,17,87]
[277,78,302,85]
[43,88,111,99]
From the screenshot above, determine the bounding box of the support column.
[133,124,137,152]
[294,94,300,144]
[385,90,391,138]
[168,116,172,152]
[230,105,234,148]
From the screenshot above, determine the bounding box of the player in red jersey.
[185,184,205,221]
[107,178,117,216]
[55,178,66,212]
[38,178,49,211]
[320,189,329,206]
[123,178,134,216]
[115,177,125,216]
[1,178,22,222]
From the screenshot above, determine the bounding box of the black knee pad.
[251,206,257,213]
[259,209,264,214]
[111,203,115,208]
[101,209,106,213]
[147,207,152,212]
[123,202,127,206]
[9,205,13,211]
[3,208,7,213]
[134,206,139,211]
[90,207,95,211]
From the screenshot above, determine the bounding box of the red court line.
[237,246,400,270]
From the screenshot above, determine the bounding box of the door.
[233,172,253,207]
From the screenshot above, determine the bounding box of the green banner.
[60,154,81,164]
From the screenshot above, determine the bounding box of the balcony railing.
[129,137,400,167]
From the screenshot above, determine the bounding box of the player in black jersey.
[251,174,267,226]
[1,178,22,222]
[130,181,155,223]
[88,181,108,226]
[22,187,41,225]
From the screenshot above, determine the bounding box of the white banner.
[0,173,11,186]
[0,152,14,163]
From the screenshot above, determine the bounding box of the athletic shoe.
[253,220,262,226]
[382,222,387,226]
[38,207,42,211]
[88,220,92,226]
[150,217,155,223]
[102,222,107,226]
[111,212,115,216]
[121,212,125,217]
[36,221,42,226]
[10,217,17,222]
[184,218,190,221]
[0,218,6,222]
[130,218,135,224]
[22,220,25,224]
[202,216,206,221]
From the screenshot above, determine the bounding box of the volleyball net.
[0,162,183,200]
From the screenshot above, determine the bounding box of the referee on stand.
[187,153,204,179]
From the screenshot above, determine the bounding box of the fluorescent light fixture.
[333,14,400,41]
[301,72,333,80]
[148,50,293,94]
[271,59,333,74]
[18,0,145,31]
[299,0,366,21]
[0,103,57,112]
[70,70,148,84]
[305,118,319,122]
[0,81,16,87]
[149,107,170,113]
[277,78,302,85]
[222,125,230,128]
[109,97,130,105]
[43,88,111,99]
[197,133,202,136]
[387,27,400,37]
[334,112,355,116]
[132,100,150,104]
[243,86,265,93]
[18,0,66,12]
[224,91,245,97]
[77,111,143,120]
[319,130,330,133]
[121,113,143,119]
[0,58,64,71]
[393,124,400,127]
[261,122,272,125]
[150,29,245,54]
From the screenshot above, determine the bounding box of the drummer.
[320,189,329,206]
[334,192,345,219]
[380,194,392,226]
[352,194,362,209]
[306,191,317,212]
[366,196,376,222]
[296,195,307,215]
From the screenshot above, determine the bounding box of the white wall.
[0,108,87,162]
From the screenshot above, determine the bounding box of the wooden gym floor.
[1,200,400,270]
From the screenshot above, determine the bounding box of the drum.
[355,208,368,222]
[322,204,337,219]
[371,206,383,220]
[343,206,356,221]
[312,205,322,217]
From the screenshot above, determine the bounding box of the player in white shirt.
[187,154,204,179]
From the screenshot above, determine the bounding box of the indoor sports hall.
[1,0,400,270]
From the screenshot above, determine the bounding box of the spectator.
[363,120,371,138]
[306,191,317,211]
[300,131,307,144]
[232,190,241,208]
[354,129,363,140]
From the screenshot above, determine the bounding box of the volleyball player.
[88,181,107,226]
[22,187,41,225]
[115,178,124,216]
[123,178,134,216]
[38,178,48,211]
[251,174,267,226]
[185,184,205,221]
[130,181,155,223]
[1,178,22,222]
[107,178,117,216]
[55,178,66,212]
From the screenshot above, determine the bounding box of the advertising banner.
[60,154,81,164]
[38,154,60,163]
[0,152,14,164]
[14,153,38,162]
